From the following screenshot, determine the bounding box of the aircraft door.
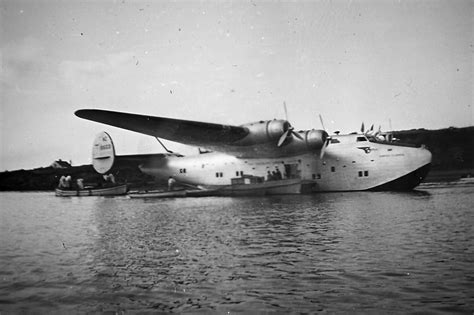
[284,163,300,179]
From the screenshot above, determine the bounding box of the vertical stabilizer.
[92,131,115,174]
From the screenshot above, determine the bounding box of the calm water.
[0,187,473,313]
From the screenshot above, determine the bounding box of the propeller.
[374,125,381,137]
[320,136,330,159]
[318,114,331,159]
[277,102,303,147]
[277,124,303,147]
[360,122,365,133]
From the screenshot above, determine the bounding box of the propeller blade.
[375,125,381,136]
[292,130,303,140]
[320,138,329,159]
[319,114,326,131]
[277,130,289,147]
[370,124,374,131]
[283,101,288,121]
[361,122,365,133]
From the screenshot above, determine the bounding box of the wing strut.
[155,137,174,154]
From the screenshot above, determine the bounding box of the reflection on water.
[0,187,473,313]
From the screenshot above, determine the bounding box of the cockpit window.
[356,136,367,142]
[330,139,340,144]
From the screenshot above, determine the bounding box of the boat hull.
[217,178,314,196]
[128,190,187,198]
[55,184,128,197]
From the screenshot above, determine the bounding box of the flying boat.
[75,109,432,194]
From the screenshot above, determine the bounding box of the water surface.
[0,187,473,313]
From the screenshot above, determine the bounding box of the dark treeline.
[0,164,153,191]
[1,126,473,191]
[393,126,473,171]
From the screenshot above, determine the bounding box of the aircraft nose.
[421,146,433,164]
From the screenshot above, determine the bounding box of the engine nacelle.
[237,119,290,145]
[303,129,327,150]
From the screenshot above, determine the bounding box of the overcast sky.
[1,0,472,171]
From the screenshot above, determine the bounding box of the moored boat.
[128,189,187,199]
[55,184,128,197]
[127,177,314,198]
[217,177,315,196]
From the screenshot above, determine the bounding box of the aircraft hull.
[369,163,431,191]
[137,134,433,194]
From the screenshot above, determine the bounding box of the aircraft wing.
[75,109,249,147]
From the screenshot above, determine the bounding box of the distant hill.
[0,164,153,191]
[392,126,474,181]
[1,126,473,190]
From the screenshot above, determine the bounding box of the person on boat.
[275,168,282,180]
[102,173,116,186]
[168,176,176,191]
[108,173,116,184]
[76,178,84,190]
[58,176,67,188]
[65,175,72,189]
[267,170,274,181]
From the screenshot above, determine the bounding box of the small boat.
[218,177,315,196]
[128,189,187,199]
[55,184,128,197]
[128,188,219,199]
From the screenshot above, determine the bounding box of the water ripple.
[0,188,473,312]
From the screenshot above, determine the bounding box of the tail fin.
[92,131,115,174]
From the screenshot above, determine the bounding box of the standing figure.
[275,168,282,180]
[65,175,72,188]
[76,178,84,190]
[168,176,176,191]
[58,176,67,188]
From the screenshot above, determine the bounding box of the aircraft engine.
[238,119,290,145]
[303,129,328,150]
[278,129,328,157]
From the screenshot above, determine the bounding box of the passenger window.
[331,166,335,172]
[364,171,369,177]
[358,171,363,177]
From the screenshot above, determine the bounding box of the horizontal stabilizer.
[92,131,174,174]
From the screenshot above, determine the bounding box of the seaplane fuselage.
[78,109,432,193]
[140,134,431,191]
